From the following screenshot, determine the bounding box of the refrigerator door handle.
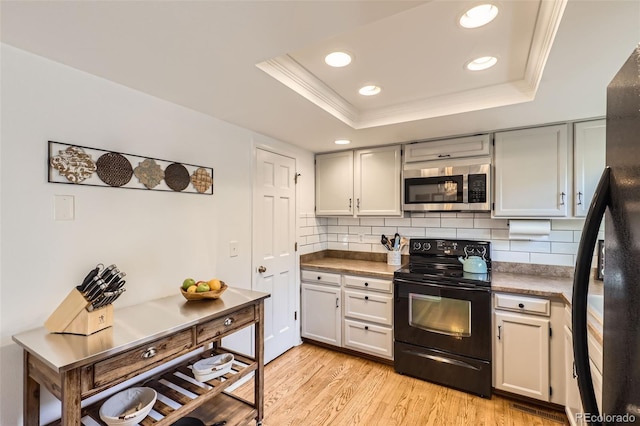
[572,166,610,424]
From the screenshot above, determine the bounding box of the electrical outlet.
[229,241,239,257]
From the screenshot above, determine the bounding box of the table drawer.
[343,275,392,293]
[343,289,393,326]
[196,305,256,344]
[301,270,341,286]
[494,293,550,316]
[94,329,193,388]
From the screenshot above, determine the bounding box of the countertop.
[300,252,603,344]
[12,287,270,373]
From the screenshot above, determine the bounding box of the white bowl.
[99,387,157,426]
[192,353,234,382]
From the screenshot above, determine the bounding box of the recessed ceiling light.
[466,56,498,71]
[359,85,381,96]
[459,4,499,28]
[334,139,351,145]
[325,51,352,68]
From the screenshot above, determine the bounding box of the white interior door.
[253,148,297,363]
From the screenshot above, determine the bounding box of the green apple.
[196,283,210,293]
[182,278,196,290]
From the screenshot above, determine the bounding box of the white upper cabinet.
[493,124,570,218]
[316,145,401,217]
[573,119,606,217]
[404,134,491,162]
[315,151,354,216]
[354,146,402,216]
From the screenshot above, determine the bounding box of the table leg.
[23,352,40,426]
[60,368,82,425]
[254,301,264,424]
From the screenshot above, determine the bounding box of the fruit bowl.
[180,282,227,301]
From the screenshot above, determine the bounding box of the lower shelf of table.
[46,347,258,426]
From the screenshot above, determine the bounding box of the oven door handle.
[394,278,489,292]
[405,349,481,371]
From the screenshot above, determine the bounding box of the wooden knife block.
[45,288,114,335]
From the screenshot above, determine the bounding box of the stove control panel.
[409,238,491,261]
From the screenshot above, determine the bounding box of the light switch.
[54,195,75,221]
[229,241,239,257]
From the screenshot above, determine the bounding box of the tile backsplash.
[298,212,603,267]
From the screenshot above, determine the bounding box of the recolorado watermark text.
[576,412,636,423]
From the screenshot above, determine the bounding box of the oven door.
[394,278,491,361]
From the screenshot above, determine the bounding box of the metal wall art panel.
[48,141,214,195]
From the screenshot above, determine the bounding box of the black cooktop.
[394,238,492,287]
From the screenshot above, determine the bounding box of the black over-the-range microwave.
[402,158,491,212]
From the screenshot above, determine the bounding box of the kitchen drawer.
[301,270,341,286]
[196,305,256,344]
[343,275,392,293]
[343,319,393,359]
[94,329,193,388]
[494,293,550,316]
[343,289,393,326]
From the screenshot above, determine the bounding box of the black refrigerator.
[573,45,640,426]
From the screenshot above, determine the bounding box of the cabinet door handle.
[364,296,369,301]
[572,361,578,379]
[224,318,234,326]
[364,326,369,331]
[336,298,339,308]
[349,198,352,209]
[518,303,525,308]
[357,198,360,210]
[141,347,157,359]
[577,191,583,206]
[561,192,566,205]
[497,325,502,340]
[438,154,451,158]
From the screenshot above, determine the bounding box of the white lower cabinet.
[493,292,565,405]
[301,282,341,346]
[301,269,393,360]
[495,311,551,400]
[343,319,393,359]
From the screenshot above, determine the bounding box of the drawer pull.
[364,282,369,287]
[317,276,321,280]
[224,318,234,326]
[364,326,369,331]
[364,296,369,301]
[518,303,525,308]
[141,347,157,359]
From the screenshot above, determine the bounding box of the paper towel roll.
[508,220,551,240]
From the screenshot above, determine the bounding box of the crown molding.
[256,0,567,130]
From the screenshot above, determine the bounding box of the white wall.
[0,44,314,425]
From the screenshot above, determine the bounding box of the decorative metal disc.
[134,158,165,189]
[165,163,190,191]
[96,153,133,187]
[50,146,96,183]
[190,167,213,193]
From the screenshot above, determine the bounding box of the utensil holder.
[45,288,114,335]
[387,251,401,266]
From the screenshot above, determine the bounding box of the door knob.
[258,266,267,273]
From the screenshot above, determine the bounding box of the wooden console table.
[13,287,269,425]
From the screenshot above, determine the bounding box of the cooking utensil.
[394,233,401,250]
[106,272,126,291]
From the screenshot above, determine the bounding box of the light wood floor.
[234,343,569,426]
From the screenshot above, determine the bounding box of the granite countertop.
[300,250,604,344]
